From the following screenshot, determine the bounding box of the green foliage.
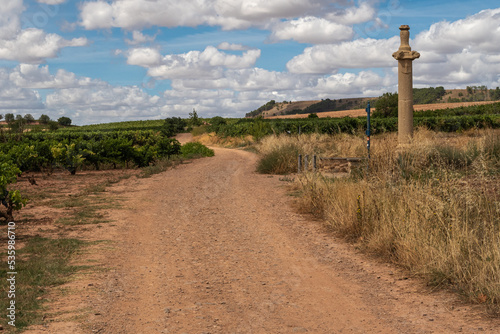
[207,116,227,133]
[413,86,446,104]
[189,109,202,126]
[57,116,72,126]
[4,113,14,123]
[48,121,59,131]
[24,114,35,123]
[38,114,51,124]
[51,143,85,174]
[490,87,500,101]
[157,138,181,158]
[162,117,187,137]
[0,156,27,221]
[374,92,398,117]
[180,142,214,158]
[308,113,319,118]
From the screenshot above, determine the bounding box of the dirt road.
[65,144,497,334]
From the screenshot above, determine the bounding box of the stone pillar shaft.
[393,25,420,144]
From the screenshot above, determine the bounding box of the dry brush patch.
[261,129,500,312]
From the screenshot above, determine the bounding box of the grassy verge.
[0,172,133,331]
[0,236,86,331]
[259,129,500,312]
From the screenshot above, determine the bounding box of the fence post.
[313,155,317,172]
[298,154,302,173]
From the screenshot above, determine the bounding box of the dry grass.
[267,129,500,311]
[194,132,255,148]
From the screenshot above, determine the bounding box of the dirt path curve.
[88,145,499,333]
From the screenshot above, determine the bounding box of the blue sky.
[1,0,500,124]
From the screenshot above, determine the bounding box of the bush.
[257,143,299,174]
[374,92,398,117]
[58,116,72,126]
[162,117,187,137]
[0,156,27,221]
[180,142,214,158]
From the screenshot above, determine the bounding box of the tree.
[374,92,398,117]
[38,114,51,124]
[161,117,186,138]
[307,113,319,119]
[10,117,26,134]
[48,121,59,131]
[189,108,202,126]
[4,113,14,123]
[24,114,35,123]
[58,116,72,126]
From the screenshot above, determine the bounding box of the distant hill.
[246,97,374,118]
[246,86,500,118]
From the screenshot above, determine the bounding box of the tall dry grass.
[266,129,500,310]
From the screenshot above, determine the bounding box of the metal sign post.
[366,102,371,160]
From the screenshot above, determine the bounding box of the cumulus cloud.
[36,0,67,4]
[127,46,261,80]
[79,0,365,31]
[325,2,375,25]
[0,29,88,63]
[414,8,500,54]
[0,0,23,40]
[127,48,162,67]
[0,68,45,112]
[269,17,353,44]
[9,64,97,89]
[217,42,251,51]
[125,31,157,45]
[0,0,88,63]
[287,37,399,74]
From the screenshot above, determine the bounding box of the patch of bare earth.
[21,144,500,333]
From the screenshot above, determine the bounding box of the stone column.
[392,25,420,144]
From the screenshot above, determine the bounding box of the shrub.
[180,142,214,158]
[257,143,299,174]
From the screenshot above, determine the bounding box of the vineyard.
[211,102,500,138]
[0,118,203,221]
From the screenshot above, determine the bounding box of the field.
[1,102,500,331]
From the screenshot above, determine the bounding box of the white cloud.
[79,0,364,31]
[36,0,67,4]
[287,37,399,74]
[128,46,261,79]
[269,17,353,44]
[414,8,500,54]
[125,31,157,45]
[325,2,375,25]
[0,68,45,112]
[0,0,88,63]
[0,29,88,63]
[127,48,162,67]
[217,42,250,51]
[9,64,97,89]
[0,0,23,40]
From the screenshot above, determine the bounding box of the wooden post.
[298,154,302,173]
[313,155,317,172]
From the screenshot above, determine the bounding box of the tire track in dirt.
[87,147,499,333]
